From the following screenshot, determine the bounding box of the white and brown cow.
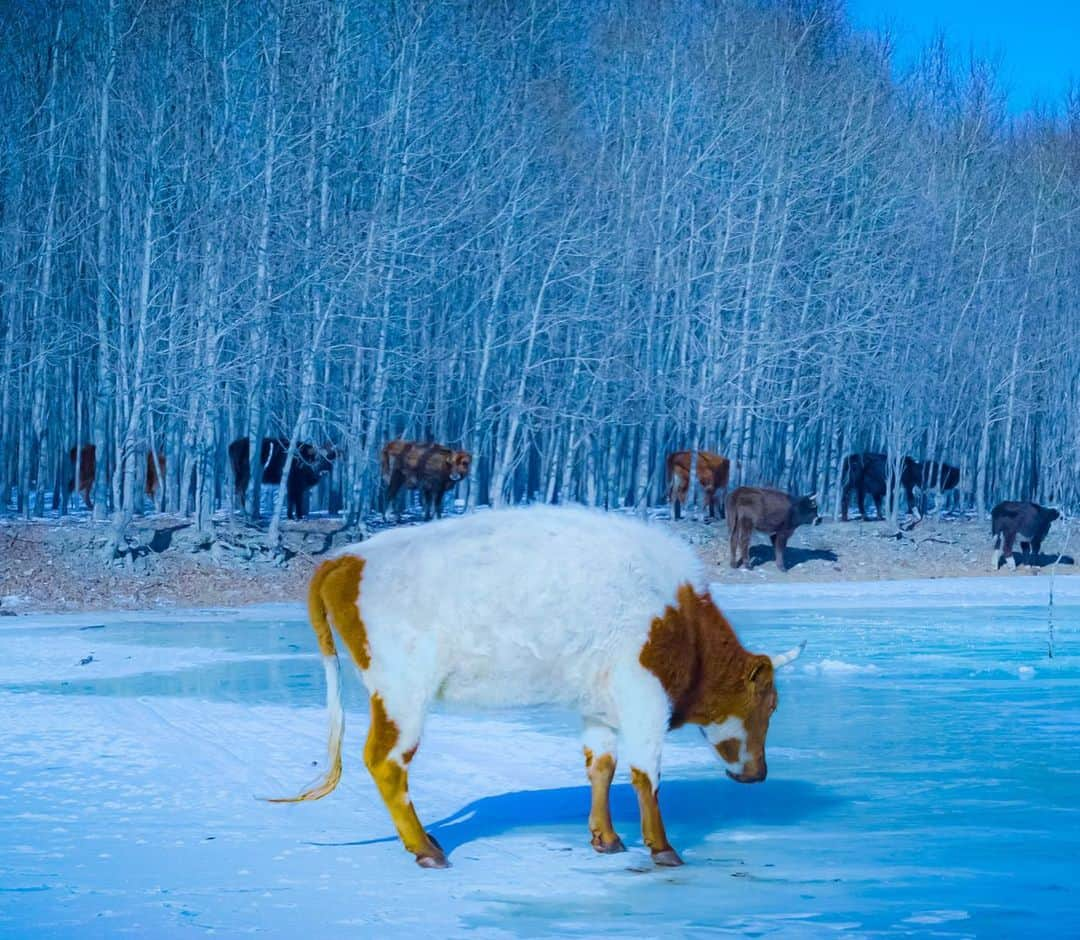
[267,507,802,869]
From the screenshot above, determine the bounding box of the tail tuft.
[264,654,344,802]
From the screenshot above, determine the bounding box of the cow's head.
[448,449,472,482]
[793,493,821,526]
[701,642,803,783]
[308,443,338,476]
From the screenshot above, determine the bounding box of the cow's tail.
[264,558,349,803]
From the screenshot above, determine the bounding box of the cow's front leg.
[582,721,624,853]
[1002,532,1018,570]
[385,471,405,522]
[363,692,447,869]
[774,533,788,572]
[629,764,680,866]
[619,692,682,866]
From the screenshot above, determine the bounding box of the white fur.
[703,716,750,775]
[337,506,706,782]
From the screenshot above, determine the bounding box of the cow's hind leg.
[582,720,624,853]
[432,483,448,519]
[773,533,788,572]
[992,531,1002,570]
[363,692,447,868]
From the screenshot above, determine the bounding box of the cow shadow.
[748,545,838,570]
[1003,552,1075,569]
[147,523,190,554]
[310,777,839,858]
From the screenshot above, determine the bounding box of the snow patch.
[801,659,881,676]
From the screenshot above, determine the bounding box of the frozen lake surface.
[2,578,1078,937]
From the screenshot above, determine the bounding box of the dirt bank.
[679,512,1077,585]
[1,509,1076,615]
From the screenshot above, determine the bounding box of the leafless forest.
[2,0,1078,546]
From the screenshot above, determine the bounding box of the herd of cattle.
[63,439,1062,571]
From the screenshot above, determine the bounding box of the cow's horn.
[809,492,818,501]
[771,640,806,670]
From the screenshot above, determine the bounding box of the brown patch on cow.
[364,693,399,766]
[639,583,773,730]
[363,693,444,864]
[309,555,369,669]
[716,738,741,764]
[630,767,674,855]
[402,743,418,765]
[586,751,622,852]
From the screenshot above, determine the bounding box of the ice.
[1,578,1078,937]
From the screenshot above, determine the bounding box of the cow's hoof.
[591,834,626,854]
[415,834,449,868]
[415,844,450,869]
[652,848,684,867]
[416,852,450,869]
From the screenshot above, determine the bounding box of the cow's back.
[727,486,789,532]
[342,507,704,707]
[699,452,730,489]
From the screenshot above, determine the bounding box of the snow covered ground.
[2,578,1078,938]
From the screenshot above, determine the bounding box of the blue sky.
[845,0,1079,113]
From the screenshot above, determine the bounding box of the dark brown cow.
[991,501,1060,570]
[67,446,164,510]
[228,437,337,520]
[381,440,472,522]
[667,450,732,521]
[726,486,820,572]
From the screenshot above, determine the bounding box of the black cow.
[726,487,821,572]
[840,453,907,521]
[901,459,961,517]
[991,501,1060,570]
[228,437,337,520]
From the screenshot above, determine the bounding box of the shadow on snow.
[310,776,840,858]
[747,544,839,569]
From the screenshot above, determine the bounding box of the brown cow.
[726,486,820,572]
[381,440,472,522]
[667,450,731,521]
[68,446,164,510]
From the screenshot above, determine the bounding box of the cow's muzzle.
[726,767,766,784]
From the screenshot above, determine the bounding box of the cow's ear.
[747,656,771,684]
